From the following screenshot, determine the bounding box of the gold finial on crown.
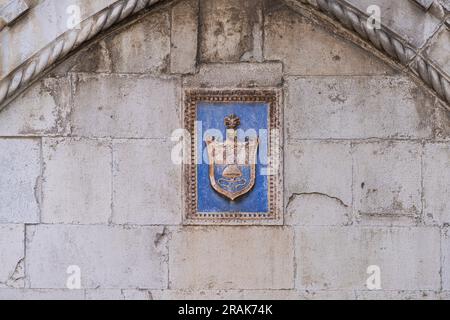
[224,114,241,130]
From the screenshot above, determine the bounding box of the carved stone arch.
[0,0,449,110]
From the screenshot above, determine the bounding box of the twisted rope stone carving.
[314,0,450,106]
[0,0,161,109]
[415,56,450,104]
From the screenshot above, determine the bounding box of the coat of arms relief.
[206,114,259,201]
[183,90,283,225]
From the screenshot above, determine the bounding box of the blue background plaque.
[196,102,269,214]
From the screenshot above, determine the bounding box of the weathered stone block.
[0,139,40,224]
[50,41,113,75]
[122,289,153,300]
[71,74,180,139]
[353,142,422,219]
[41,138,112,224]
[298,290,356,300]
[183,63,283,87]
[170,0,198,74]
[85,289,152,300]
[440,291,450,300]
[151,289,300,300]
[85,290,125,300]
[84,289,156,300]
[286,76,434,139]
[0,0,29,29]
[434,104,450,140]
[441,227,450,290]
[0,225,24,287]
[423,143,450,225]
[264,7,393,75]
[113,139,181,225]
[169,227,294,290]
[26,225,168,289]
[0,289,84,300]
[356,290,439,300]
[105,9,170,74]
[285,141,352,207]
[0,77,71,136]
[199,0,263,62]
[296,226,441,290]
[151,289,356,300]
[286,193,351,226]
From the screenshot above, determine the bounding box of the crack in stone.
[287,192,349,209]
[4,258,25,289]
[154,227,169,248]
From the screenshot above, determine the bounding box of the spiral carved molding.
[0,0,162,109]
[0,0,449,110]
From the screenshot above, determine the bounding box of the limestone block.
[264,7,393,75]
[169,227,294,290]
[441,227,450,290]
[0,77,71,136]
[0,289,84,300]
[85,290,125,300]
[298,290,356,300]
[0,0,29,29]
[183,63,283,87]
[85,289,151,300]
[151,289,300,300]
[199,0,263,62]
[122,289,153,300]
[440,291,450,300]
[0,225,24,286]
[286,193,351,226]
[50,41,113,76]
[105,9,170,74]
[71,74,180,139]
[345,0,441,48]
[286,76,434,139]
[0,139,40,224]
[423,143,450,225]
[151,289,356,300]
[285,141,352,207]
[353,142,422,219]
[85,289,153,300]
[424,25,450,77]
[26,225,169,289]
[356,290,439,300]
[295,226,441,290]
[41,138,112,224]
[434,104,450,140]
[170,0,198,74]
[112,139,181,225]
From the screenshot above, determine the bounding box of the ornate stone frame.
[183,89,284,226]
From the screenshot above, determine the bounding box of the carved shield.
[206,133,259,201]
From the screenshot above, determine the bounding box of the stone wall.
[0,0,449,300]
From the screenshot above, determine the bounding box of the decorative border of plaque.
[183,89,283,225]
